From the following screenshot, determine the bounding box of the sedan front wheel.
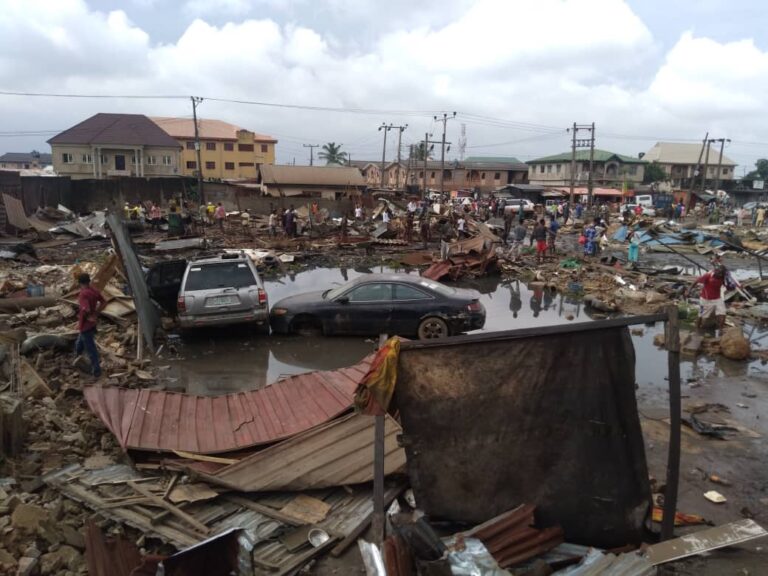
[418,317,449,340]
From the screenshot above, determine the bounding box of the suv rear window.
[184,262,257,291]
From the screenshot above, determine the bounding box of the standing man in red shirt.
[75,273,105,377]
[693,266,729,330]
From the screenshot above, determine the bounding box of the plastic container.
[26,284,45,297]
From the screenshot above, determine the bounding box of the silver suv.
[177,252,269,332]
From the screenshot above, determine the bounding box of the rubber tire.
[417,317,449,340]
[291,316,323,337]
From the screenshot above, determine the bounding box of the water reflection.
[162,265,767,397]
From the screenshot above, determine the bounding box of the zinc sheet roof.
[643,142,736,166]
[84,356,372,454]
[260,164,366,187]
[203,412,406,492]
[528,149,645,164]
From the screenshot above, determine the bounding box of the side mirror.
[337,296,349,304]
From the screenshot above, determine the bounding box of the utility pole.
[303,144,319,166]
[421,133,441,198]
[685,133,708,211]
[191,96,204,204]
[392,124,408,189]
[567,123,595,206]
[700,139,713,192]
[434,112,457,196]
[378,123,393,188]
[712,138,731,193]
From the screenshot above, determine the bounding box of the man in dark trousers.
[75,273,105,377]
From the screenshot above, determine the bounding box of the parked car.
[502,198,535,214]
[177,252,269,332]
[270,274,485,339]
[623,203,656,217]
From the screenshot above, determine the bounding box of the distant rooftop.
[48,113,180,148]
[528,149,646,164]
[643,142,736,166]
[0,152,52,164]
[152,117,276,143]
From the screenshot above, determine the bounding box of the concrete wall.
[51,144,181,179]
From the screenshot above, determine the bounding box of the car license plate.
[207,295,239,307]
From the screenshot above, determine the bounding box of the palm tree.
[410,142,433,161]
[318,142,347,165]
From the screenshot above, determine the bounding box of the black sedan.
[270,274,485,339]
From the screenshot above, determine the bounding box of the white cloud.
[0,0,767,168]
[184,0,253,17]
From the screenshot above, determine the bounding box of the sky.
[1,0,767,172]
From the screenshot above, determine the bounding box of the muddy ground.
[1,219,767,574]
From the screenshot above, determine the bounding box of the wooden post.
[662,305,682,540]
[372,334,388,547]
[136,319,144,362]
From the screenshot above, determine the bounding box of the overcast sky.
[1,0,767,172]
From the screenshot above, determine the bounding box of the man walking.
[547,215,560,257]
[214,202,226,231]
[511,220,527,261]
[692,265,731,331]
[74,273,105,378]
[532,218,547,264]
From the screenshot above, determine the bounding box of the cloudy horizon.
[1,0,767,172]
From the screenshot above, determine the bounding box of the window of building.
[81,153,92,163]
[62,153,73,164]
[628,166,637,175]
[146,156,157,165]
[205,142,216,151]
[480,172,486,179]
[430,171,435,179]
[162,155,172,165]
[722,167,729,175]
[238,162,255,167]
[186,141,195,150]
[186,161,197,169]
[131,154,138,165]
[418,171,423,178]
[539,165,545,173]
[225,162,235,170]
[556,164,562,173]
[224,142,234,151]
[238,144,254,152]
[443,170,451,179]
[205,161,215,170]
[100,154,108,164]
[493,172,500,180]
[546,165,552,174]
[260,144,268,153]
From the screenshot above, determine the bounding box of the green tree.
[643,161,666,184]
[318,142,347,165]
[744,158,768,181]
[410,142,433,161]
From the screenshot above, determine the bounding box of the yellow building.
[152,117,277,180]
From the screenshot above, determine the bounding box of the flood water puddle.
[159,266,768,398]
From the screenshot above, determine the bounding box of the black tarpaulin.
[394,323,651,547]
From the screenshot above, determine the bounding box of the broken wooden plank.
[127,481,209,535]
[172,450,239,466]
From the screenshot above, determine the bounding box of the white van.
[636,194,653,208]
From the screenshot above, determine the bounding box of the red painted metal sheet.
[84,355,372,455]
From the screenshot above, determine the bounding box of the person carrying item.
[74,273,105,378]
[268,209,277,237]
[532,218,547,264]
[757,205,766,227]
[692,265,732,331]
[503,209,513,245]
[583,217,599,257]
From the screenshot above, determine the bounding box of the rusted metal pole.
[661,305,681,540]
[372,333,388,547]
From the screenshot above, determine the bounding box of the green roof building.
[527,149,646,187]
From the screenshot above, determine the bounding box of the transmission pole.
[421,133,441,197]
[685,133,708,210]
[191,96,204,204]
[303,144,319,166]
[567,123,595,205]
[434,112,456,195]
[392,124,408,189]
[378,123,393,188]
[700,139,713,191]
[712,138,731,193]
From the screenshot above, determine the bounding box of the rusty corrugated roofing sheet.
[84,357,372,454]
[202,412,406,492]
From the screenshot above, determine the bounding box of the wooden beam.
[661,305,681,541]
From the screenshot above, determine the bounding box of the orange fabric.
[354,337,400,415]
